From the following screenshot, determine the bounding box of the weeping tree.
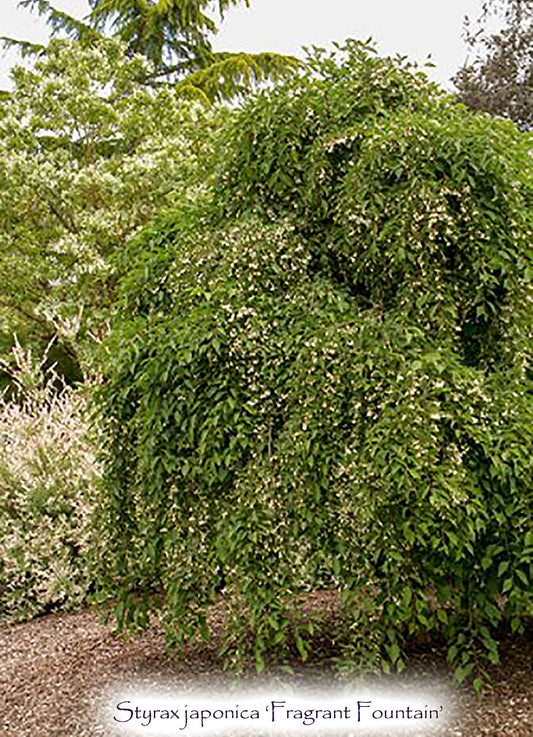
[97,41,533,682]
[2,0,300,101]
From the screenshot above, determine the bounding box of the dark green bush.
[96,41,533,681]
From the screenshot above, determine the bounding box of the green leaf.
[502,577,514,593]
[497,561,509,577]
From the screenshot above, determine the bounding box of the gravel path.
[1,608,531,736]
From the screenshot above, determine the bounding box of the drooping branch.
[17,0,100,41]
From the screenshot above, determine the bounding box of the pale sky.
[0,0,491,91]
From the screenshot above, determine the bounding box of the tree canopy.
[0,38,225,373]
[96,41,533,680]
[453,0,533,129]
[2,0,300,101]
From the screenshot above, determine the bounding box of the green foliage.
[0,340,100,621]
[2,0,99,53]
[176,51,302,104]
[0,37,223,371]
[217,41,447,219]
[87,0,247,71]
[5,0,300,100]
[97,41,533,679]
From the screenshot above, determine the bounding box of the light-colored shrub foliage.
[97,41,533,681]
[0,341,100,621]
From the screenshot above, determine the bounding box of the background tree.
[453,0,533,129]
[0,37,225,375]
[2,0,300,102]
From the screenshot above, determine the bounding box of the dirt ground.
[1,607,531,736]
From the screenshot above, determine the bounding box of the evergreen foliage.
[87,0,247,73]
[2,0,300,101]
[97,41,533,680]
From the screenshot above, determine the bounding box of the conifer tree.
[2,0,300,101]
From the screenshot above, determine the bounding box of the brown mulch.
[1,607,532,736]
